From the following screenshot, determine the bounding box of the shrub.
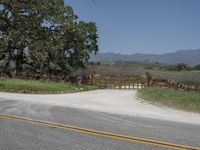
[193,64,200,70]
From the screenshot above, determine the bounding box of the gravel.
[0,90,200,125]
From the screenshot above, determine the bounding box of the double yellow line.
[0,114,199,150]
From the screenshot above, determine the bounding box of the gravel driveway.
[0,90,200,125]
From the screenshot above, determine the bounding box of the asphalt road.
[0,99,200,150]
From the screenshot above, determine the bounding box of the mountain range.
[90,49,200,66]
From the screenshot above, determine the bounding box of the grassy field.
[149,70,200,85]
[90,63,200,85]
[138,87,200,113]
[113,61,168,70]
[0,78,96,94]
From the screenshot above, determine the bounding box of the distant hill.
[90,49,200,66]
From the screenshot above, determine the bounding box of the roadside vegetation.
[0,78,96,94]
[0,1,98,91]
[138,87,200,113]
[0,1,98,80]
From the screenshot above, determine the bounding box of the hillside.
[90,49,200,66]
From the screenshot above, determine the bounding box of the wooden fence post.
[146,72,150,87]
[118,73,122,89]
[91,71,96,85]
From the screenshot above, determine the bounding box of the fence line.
[90,72,200,92]
[150,74,200,92]
[90,72,148,90]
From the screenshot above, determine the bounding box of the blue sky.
[67,0,200,54]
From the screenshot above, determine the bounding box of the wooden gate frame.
[90,72,150,89]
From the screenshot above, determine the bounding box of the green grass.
[138,87,200,113]
[0,77,96,94]
[113,61,168,70]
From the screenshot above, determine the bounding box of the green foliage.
[175,63,191,71]
[0,0,98,77]
[138,87,200,113]
[193,64,200,70]
[166,63,191,71]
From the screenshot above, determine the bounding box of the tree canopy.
[0,0,98,78]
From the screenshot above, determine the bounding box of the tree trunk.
[16,50,23,76]
[2,53,11,74]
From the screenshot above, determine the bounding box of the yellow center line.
[0,114,199,150]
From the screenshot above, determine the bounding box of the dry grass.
[138,87,200,113]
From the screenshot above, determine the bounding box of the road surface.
[0,90,200,150]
